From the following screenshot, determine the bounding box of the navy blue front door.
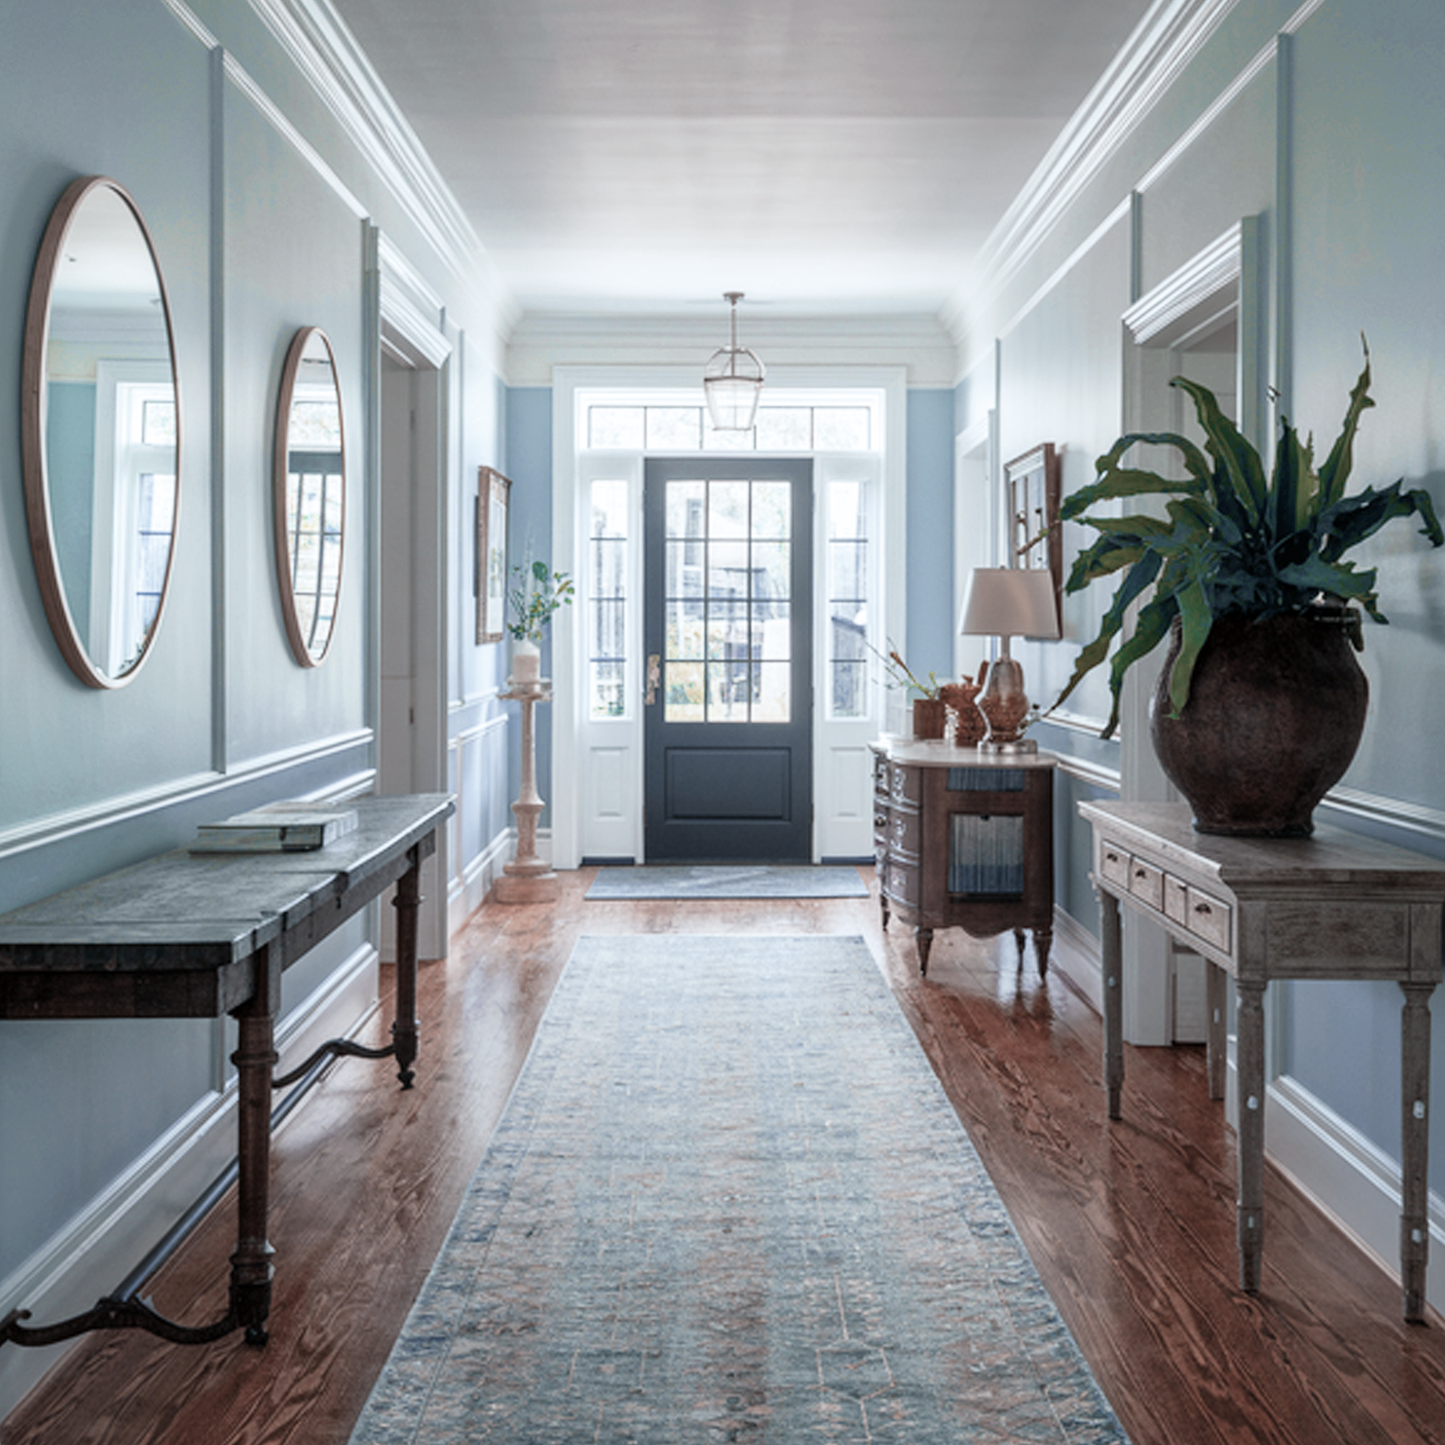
[643,458,813,862]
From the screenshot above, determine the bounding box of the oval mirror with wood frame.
[273,326,345,667]
[21,176,181,688]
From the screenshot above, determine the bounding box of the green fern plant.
[1053,343,1442,738]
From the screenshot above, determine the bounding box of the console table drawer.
[888,808,921,856]
[1186,886,1231,951]
[1100,840,1131,889]
[1128,859,1164,910]
[889,764,922,806]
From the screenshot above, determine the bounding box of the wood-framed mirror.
[21,176,181,688]
[273,326,345,667]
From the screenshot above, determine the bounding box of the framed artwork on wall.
[1005,443,1061,599]
[476,466,511,643]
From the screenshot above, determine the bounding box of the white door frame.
[550,366,907,870]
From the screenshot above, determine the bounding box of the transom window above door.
[587,403,872,453]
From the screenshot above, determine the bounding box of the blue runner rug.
[349,935,1129,1444]
[585,864,869,900]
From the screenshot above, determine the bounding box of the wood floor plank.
[4,870,1444,1445]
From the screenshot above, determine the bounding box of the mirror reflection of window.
[274,328,345,665]
[25,176,180,686]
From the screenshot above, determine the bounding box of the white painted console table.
[0,792,453,1350]
[1080,799,1445,1321]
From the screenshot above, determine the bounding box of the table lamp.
[959,567,1061,751]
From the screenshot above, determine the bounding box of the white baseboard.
[448,825,514,935]
[1050,903,1105,1014]
[1267,1074,1445,1317]
[0,945,381,1422]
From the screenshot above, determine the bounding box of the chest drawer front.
[889,764,922,806]
[1099,840,1131,889]
[885,860,919,906]
[1186,886,1230,951]
[1129,859,1164,910]
[889,808,921,857]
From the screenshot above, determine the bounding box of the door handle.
[645,654,661,705]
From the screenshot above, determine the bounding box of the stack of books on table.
[191,801,360,853]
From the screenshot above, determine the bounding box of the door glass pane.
[757,605,791,659]
[666,539,704,598]
[752,540,790,605]
[589,406,644,449]
[707,540,750,600]
[667,598,704,659]
[814,407,871,451]
[756,408,811,450]
[828,539,865,600]
[590,661,626,718]
[751,481,790,538]
[666,481,705,539]
[828,479,865,537]
[708,481,749,539]
[665,660,704,722]
[753,662,790,721]
[647,407,702,451]
[707,661,750,720]
[706,601,751,661]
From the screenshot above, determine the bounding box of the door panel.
[644,457,812,861]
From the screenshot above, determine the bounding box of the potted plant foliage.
[1053,344,1442,835]
[506,558,574,683]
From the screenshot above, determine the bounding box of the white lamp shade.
[959,567,1060,640]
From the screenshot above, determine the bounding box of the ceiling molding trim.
[222,52,367,219]
[158,0,220,48]
[1123,221,1242,344]
[506,314,958,389]
[946,0,1244,329]
[247,0,519,328]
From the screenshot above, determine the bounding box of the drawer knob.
[1194,902,1212,916]
[1105,850,1121,862]
[1134,867,1148,878]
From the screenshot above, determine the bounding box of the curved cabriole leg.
[915,927,933,976]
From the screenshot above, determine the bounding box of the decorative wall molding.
[947,0,1245,331]
[1123,220,1243,344]
[1051,752,1123,794]
[1319,784,1445,850]
[0,736,374,865]
[245,0,518,328]
[378,233,452,369]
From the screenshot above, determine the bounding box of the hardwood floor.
[6,870,1445,1444]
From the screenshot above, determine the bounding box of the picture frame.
[1004,443,1062,597]
[476,466,511,643]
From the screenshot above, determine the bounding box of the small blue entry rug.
[585,864,869,900]
[349,935,1129,1444]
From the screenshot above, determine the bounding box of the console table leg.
[915,927,933,976]
[1236,979,1267,1294]
[1034,926,1052,979]
[1400,981,1433,1322]
[1206,961,1228,1101]
[390,845,422,1089]
[1099,889,1123,1120]
[230,943,279,1345]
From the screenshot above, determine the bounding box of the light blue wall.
[0,1,510,1415]
[957,0,1445,1213]
[504,386,554,820]
[905,389,956,685]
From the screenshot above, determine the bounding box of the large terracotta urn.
[1150,607,1368,837]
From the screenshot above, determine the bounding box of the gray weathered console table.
[0,792,453,1350]
[1080,798,1444,1321]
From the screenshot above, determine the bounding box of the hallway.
[7,872,1445,1445]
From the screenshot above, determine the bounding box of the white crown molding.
[1123,220,1242,344]
[944,0,1244,335]
[246,0,519,329]
[507,313,958,389]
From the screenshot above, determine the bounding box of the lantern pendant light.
[703,291,765,431]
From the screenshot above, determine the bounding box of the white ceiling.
[328,0,1159,319]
